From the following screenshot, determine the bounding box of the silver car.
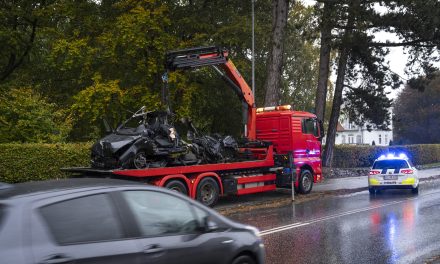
[0,178,264,264]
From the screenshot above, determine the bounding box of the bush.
[0,143,91,183]
[332,144,440,168]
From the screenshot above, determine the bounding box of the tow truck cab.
[256,105,323,187]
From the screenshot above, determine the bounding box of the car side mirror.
[203,217,218,233]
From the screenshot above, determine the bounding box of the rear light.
[401,169,414,174]
[369,170,380,175]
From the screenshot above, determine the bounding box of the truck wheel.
[299,170,313,194]
[196,177,219,207]
[165,180,188,195]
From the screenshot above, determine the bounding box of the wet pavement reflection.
[228,180,440,264]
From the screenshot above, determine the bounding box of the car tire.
[411,186,419,194]
[133,151,149,169]
[368,187,376,194]
[231,255,256,264]
[196,177,219,207]
[298,170,313,194]
[165,180,188,195]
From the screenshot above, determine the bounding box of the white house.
[333,116,393,146]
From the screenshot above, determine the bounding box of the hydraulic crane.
[165,46,257,140]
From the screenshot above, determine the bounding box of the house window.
[379,134,382,145]
[356,135,362,144]
[348,134,354,144]
[342,135,346,144]
[349,123,355,130]
[385,134,388,145]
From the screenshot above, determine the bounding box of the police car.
[368,153,419,194]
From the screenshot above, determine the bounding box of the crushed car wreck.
[91,106,239,170]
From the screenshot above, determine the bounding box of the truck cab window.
[303,119,319,137]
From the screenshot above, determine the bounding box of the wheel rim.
[201,183,214,203]
[302,174,311,191]
[134,152,149,169]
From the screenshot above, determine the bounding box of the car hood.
[93,133,141,154]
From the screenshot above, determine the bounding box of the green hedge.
[0,143,91,183]
[1,143,439,183]
[332,144,440,168]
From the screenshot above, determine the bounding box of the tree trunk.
[323,46,348,166]
[264,0,290,107]
[314,3,332,122]
[323,1,357,167]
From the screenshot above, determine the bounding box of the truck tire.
[298,169,313,194]
[165,180,188,195]
[196,177,219,207]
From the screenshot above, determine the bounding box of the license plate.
[383,181,397,184]
[384,175,397,180]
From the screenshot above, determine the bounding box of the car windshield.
[373,159,409,170]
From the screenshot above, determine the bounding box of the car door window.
[39,194,124,245]
[122,191,198,237]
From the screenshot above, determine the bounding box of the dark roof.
[0,178,142,200]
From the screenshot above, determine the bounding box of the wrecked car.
[91,107,199,169]
[91,106,239,170]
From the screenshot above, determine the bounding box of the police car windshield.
[373,159,409,170]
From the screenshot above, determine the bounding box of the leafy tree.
[0,88,71,143]
[0,0,321,142]
[393,73,440,144]
[282,3,320,111]
[315,0,439,166]
[0,0,46,82]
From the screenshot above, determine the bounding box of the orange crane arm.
[165,46,256,140]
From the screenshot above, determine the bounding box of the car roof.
[0,178,144,200]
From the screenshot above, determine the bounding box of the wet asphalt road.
[228,180,440,264]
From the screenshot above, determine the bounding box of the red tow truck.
[67,47,323,206]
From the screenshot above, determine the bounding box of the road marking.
[259,190,440,236]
